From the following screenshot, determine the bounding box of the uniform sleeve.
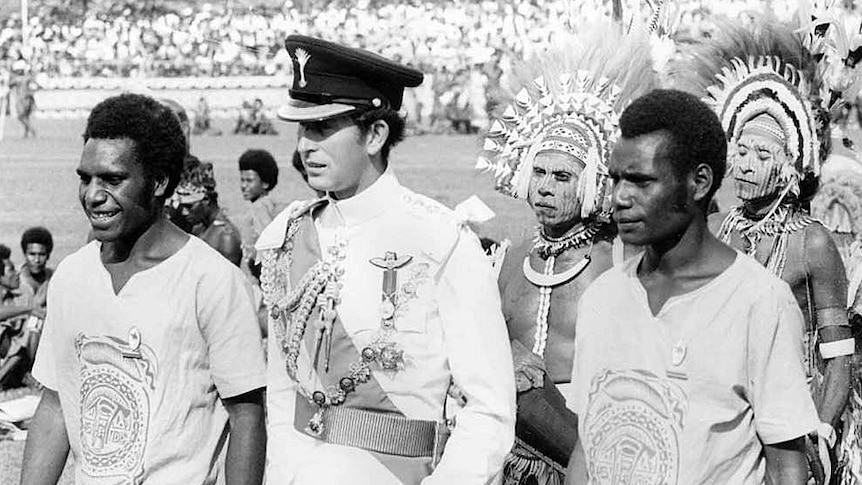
[31,268,61,391]
[423,227,516,485]
[197,261,267,398]
[748,283,820,444]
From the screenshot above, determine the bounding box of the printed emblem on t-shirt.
[583,369,688,485]
[76,328,158,484]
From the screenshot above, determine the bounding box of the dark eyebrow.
[302,120,333,132]
[615,168,657,182]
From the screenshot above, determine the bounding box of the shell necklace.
[524,224,597,356]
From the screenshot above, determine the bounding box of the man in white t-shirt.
[20,93,267,485]
[566,90,819,485]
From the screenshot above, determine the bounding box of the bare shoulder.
[803,222,844,268]
[801,221,846,279]
[803,221,840,255]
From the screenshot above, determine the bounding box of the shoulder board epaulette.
[255,198,327,251]
[401,191,456,220]
[400,191,465,262]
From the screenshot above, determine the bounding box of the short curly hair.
[20,226,53,254]
[619,89,727,203]
[238,149,279,189]
[351,108,406,163]
[83,93,186,198]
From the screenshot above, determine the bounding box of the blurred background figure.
[233,98,277,135]
[10,68,35,139]
[193,95,221,136]
[17,227,52,365]
[237,148,286,272]
[19,227,53,301]
[0,244,43,391]
[160,97,191,153]
[167,156,242,267]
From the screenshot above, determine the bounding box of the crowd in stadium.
[0,0,800,132]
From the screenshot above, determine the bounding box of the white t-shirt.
[572,252,819,485]
[33,237,267,485]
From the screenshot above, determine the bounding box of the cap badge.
[295,48,311,88]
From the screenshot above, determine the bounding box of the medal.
[369,251,412,328]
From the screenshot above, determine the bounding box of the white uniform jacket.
[256,170,515,485]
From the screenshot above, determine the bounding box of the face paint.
[527,151,585,232]
[730,134,788,202]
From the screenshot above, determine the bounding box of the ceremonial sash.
[287,215,439,484]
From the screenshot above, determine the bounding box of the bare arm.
[816,322,851,426]
[20,389,69,485]
[218,230,243,268]
[0,305,33,321]
[764,437,808,485]
[806,226,852,426]
[223,388,265,485]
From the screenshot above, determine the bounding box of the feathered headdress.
[476,23,658,221]
[670,6,862,198]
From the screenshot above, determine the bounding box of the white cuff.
[820,338,855,359]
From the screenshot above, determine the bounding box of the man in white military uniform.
[256,35,516,485]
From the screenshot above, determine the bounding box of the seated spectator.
[19,226,52,361]
[0,244,42,390]
[233,99,278,135]
[166,156,243,267]
[19,226,53,300]
[233,100,255,135]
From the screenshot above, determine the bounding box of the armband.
[819,338,855,359]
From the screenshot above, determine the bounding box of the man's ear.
[365,119,389,158]
[691,162,714,203]
[153,176,170,198]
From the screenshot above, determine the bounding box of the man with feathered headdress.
[477,24,656,484]
[671,11,856,483]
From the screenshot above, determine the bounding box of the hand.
[805,432,834,485]
[511,340,546,393]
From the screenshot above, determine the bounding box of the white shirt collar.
[320,169,400,228]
